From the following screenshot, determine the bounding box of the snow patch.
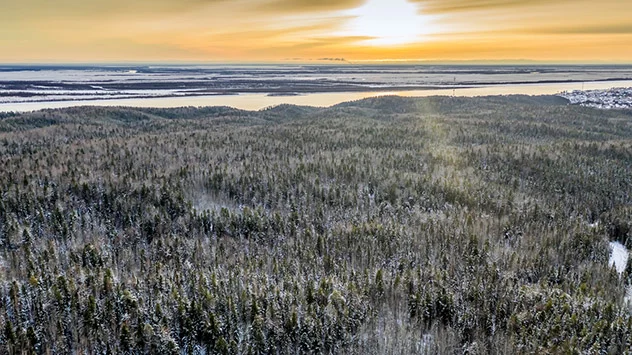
[625,286,632,307]
[609,241,628,274]
[559,87,632,110]
[417,334,434,354]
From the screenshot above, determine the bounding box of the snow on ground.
[609,241,632,307]
[609,241,629,274]
[625,287,632,307]
[418,334,434,353]
[559,87,632,109]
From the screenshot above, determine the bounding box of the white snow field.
[609,241,629,274]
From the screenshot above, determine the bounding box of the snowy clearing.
[609,241,628,274]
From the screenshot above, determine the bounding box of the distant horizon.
[2,63,632,113]
[2,60,632,67]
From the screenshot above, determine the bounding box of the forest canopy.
[1,95,632,353]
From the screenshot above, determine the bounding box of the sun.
[340,0,436,46]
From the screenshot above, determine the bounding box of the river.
[2,80,632,112]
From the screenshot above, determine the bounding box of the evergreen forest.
[1,95,632,354]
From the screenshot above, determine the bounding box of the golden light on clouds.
[338,0,441,46]
[0,0,631,63]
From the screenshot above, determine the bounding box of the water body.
[1,64,632,112]
[2,80,632,112]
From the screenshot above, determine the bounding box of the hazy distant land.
[2,64,632,106]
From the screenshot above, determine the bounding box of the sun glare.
[341,0,436,46]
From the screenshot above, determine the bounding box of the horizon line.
[1,59,632,66]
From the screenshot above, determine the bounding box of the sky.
[1,0,631,63]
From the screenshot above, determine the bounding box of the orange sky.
[2,0,631,63]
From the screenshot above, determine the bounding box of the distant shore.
[2,64,632,112]
[3,79,632,106]
[2,64,632,105]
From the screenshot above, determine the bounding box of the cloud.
[2,0,227,18]
[411,0,566,13]
[241,35,374,58]
[528,24,632,35]
[2,0,631,63]
[258,0,364,13]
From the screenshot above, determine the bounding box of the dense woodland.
[1,95,632,354]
